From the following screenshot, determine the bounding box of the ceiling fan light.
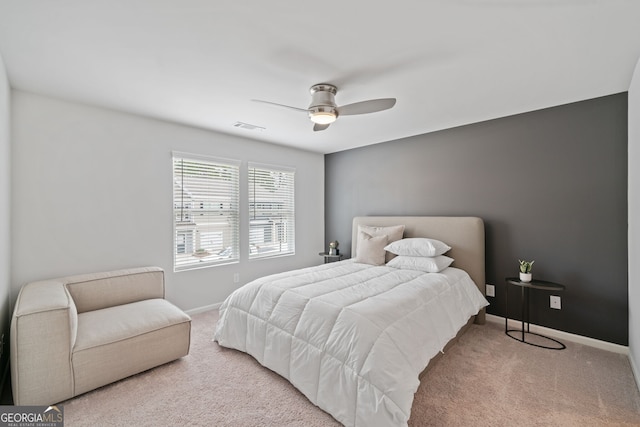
[310,111,336,124]
[309,106,337,124]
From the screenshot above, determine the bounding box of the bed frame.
[351,216,486,324]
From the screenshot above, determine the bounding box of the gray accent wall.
[325,93,628,345]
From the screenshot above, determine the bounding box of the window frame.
[172,152,240,272]
[248,162,296,260]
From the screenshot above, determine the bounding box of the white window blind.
[173,153,240,271]
[248,163,295,259]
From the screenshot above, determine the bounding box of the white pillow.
[355,232,388,266]
[384,237,451,257]
[387,255,454,273]
[357,224,405,262]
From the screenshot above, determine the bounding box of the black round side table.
[505,277,566,350]
[319,252,343,263]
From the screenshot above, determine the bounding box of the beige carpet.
[61,310,640,426]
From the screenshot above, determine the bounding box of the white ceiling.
[1,1,639,154]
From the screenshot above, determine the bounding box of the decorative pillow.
[357,224,405,262]
[387,255,454,273]
[354,232,388,266]
[384,237,451,257]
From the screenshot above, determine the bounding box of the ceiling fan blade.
[313,123,330,132]
[251,99,308,113]
[338,98,396,116]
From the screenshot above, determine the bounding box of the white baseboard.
[629,349,640,392]
[485,314,629,355]
[185,303,221,316]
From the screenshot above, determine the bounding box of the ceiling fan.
[252,84,396,131]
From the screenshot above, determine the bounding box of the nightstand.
[505,277,566,350]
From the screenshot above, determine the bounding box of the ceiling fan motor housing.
[309,84,338,120]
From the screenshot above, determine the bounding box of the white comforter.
[213,260,488,427]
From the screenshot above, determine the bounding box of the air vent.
[233,121,265,131]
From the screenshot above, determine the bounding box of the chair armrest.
[11,280,78,405]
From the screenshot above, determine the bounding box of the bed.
[213,216,488,427]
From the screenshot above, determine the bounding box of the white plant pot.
[519,272,532,282]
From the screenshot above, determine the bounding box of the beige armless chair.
[11,266,191,405]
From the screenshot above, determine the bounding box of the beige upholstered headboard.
[352,216,486,323]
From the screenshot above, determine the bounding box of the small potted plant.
[519,259,534,282]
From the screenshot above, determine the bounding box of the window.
[248,163,295,259]
[173,153,240,271]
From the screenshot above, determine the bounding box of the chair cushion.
[74,298,190,352]
[72,299,191,395]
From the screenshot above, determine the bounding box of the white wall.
[629,55,640,381]
[10,91,324,311]
[0,49,11,370]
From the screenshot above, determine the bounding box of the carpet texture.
[61,310,640,426]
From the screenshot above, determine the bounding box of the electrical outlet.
[485,284,495,297]
[550,295,562,310]
[233,273,240,283]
